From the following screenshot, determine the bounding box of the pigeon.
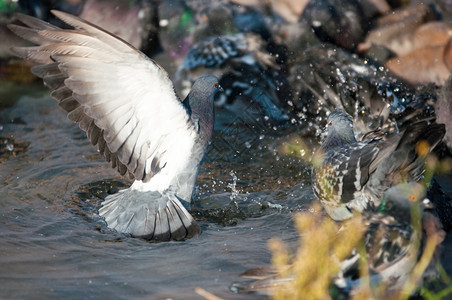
[333,183,445,296]
[301,0,371,50]
[231,183,445,297]
[8,10,222,241]
[312,109,445,221]
[157,0,257,61]
[175,33,290,123]
[288,43,437,139]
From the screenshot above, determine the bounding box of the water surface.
[0,93,318,299]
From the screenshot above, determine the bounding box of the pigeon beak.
[218,85,224,93]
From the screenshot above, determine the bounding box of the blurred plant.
[269,203,364,300]
[0,0,19,14]
[269,202,449,300]
[278,133,318,165]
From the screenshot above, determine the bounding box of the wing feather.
[67,106,85,122]
[31,62,60,77]
[79,114,93,131]
[9,10,196,182]
[51,86,72,100]
[58,97,80,112]
[13,13,59,31]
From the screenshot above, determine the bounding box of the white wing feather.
[9,10,197,183]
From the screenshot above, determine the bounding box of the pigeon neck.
[185,92,215,141]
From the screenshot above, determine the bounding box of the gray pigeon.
[232,183,445,297]
[8,10,222,241]
[312,109,445,221]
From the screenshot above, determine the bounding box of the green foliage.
[0,0,19,14]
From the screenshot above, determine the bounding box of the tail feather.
[99,189,201,241]
[166,200,189,241]
[153,207,171,241]
[170,198,200,239]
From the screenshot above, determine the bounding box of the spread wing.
[9,10,197,182]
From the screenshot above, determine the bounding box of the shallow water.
[0,93,319,299]
[2,88,452,299]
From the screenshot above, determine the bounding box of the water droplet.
[227,171,239,201]
[159,19,169,27]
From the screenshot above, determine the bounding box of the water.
[0,93,315,299]
[2,91,452,299]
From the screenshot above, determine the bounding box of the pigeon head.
[193,4,238,41]
[322,109,356,149]
[378,182,427,225]
[189,75,222,104]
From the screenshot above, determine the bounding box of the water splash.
[227,170,238,202]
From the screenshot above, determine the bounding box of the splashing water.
[227,170,239,202]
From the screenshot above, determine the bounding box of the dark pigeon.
[288,43,438,140]
[231,183,445,297]
[312,109,445,221]
[8,10,222,241]
[175,33,290,123]
[302,0,368,50]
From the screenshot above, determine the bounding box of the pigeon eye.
[409,194,416,201]
[214,83,219,88]
[329,121,332,126]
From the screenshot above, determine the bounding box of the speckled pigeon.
[312,109,445,221]
[231,183,445,296]
[157,0,265,62]
[333,183,445,296]
[175,33,290,123]
[8,11,222,241]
